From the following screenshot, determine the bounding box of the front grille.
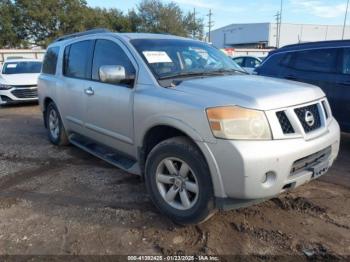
[12,85,37,89]
[290,146,331,176]
[276,111,295,134]
[294,104,321,133]
[11,88,38,99]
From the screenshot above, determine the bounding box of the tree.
[0,0,22,48]
[14,0,88,47]
[136,0,203,37]
[0,0,205,48]
[183,11,204,40]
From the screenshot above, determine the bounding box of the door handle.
[84,87,94,96]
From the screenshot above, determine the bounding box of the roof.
[271,39,350,54]
[118,33,188,41]
[51,28,190,46]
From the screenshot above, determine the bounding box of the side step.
[69,134,141,175]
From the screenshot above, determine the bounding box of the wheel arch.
[43,97,55,128]
[139,120,226,198]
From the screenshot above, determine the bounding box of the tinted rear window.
[64,40,94,79]
[293,48,338,73]
[42,47,59,75]
[2,61,42,74]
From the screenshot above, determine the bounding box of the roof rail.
[280,39,350,49]
[53,28,111,43]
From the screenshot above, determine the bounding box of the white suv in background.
[0,58,42,105]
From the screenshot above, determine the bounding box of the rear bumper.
[201,118,340,201]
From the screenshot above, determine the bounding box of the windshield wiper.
[158,69,245,80]
[210,69,248,74]
[158,71,215,80]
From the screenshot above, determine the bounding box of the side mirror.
[99,65,132,84]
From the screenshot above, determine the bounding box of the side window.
[92,39,136,83]
[293,48,337,73]
[233,57,244,67]
[245,57,260,68]
[42,47,59,75]
[342,48,350,74]
[64,40,94,79]
[279,52,294,67]
[259,53,284,74]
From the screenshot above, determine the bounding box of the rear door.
[334,48,350,131]
[84,38,137,156]
[59,40,94,135]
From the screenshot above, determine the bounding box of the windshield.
[2,61,42,74]
[130,39,245,79]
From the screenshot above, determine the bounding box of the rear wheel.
[145,137,215,225]
[45,102,69,146]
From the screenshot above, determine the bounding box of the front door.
[84,38,137,156]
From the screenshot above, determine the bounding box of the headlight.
[206,106,272,140]
[0,84,12,90]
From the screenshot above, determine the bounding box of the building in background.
[210,23,350,49]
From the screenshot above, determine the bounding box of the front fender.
[137,116,226,198]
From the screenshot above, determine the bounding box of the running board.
[69,134,141,175]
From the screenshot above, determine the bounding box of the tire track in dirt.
[0,164,62,191]
[271,196,350,230]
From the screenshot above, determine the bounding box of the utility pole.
[275,12,281,48]
[342,0,350,39]
[193,8,196,39]
[207,9,214,43]
[278,0,283,47]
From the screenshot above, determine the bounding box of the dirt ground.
[0,104,349,259]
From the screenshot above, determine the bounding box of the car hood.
[175,75,325,111]
[0,73,40,86]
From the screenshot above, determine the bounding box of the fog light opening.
[262,171,276,187]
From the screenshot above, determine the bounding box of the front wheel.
[145,137,215,225]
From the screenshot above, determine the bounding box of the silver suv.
[38,29,340,224]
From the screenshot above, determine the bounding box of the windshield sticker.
[6,64,17,68]
[143,51,172,64]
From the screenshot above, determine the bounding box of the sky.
[86,0,350,30]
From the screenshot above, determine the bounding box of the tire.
[45,102,69,146]
[145,136,215,225]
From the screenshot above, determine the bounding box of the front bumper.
[202,118,340,201]
[0,87,38,104]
